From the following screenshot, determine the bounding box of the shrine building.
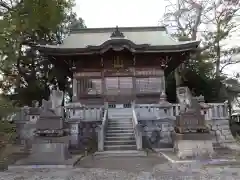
[33,26,200,107]
[27,26,233,156]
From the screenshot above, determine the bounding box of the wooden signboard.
[104,69,133,77]
[74,71,101,78]
[135,68,164,77]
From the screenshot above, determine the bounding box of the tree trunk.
[174,68,182,87]
[215,41,221,78]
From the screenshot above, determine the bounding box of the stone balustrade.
[66,106,103,121]
[63,102,229,122]
[132,108,142,150]
[97,109,108,151]
[136,103,228,121]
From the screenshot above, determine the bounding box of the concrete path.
[76,154,168,172]
[1,154,240,179]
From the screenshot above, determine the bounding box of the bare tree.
[161,0,240,78]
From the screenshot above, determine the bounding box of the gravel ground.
[1,155,240,180]
[0,164,239,180]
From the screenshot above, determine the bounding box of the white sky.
[74,0,167,27]
[74,0,240,77]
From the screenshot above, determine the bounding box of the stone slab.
[8,155,83,169]
[173,139,214,159]
[29,143,70,163]
[94,150,147,158]
[172,133,213,140]
[34,136,70,143]
[160,151,237,164]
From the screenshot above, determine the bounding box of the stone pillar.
[69,122,79,147]
[104,101,108,109]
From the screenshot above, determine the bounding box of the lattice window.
[136,77,161,93]
[77,78,102,95]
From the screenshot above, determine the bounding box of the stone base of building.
[173,133,214,159]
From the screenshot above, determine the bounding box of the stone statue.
[50,90,64,116]
[177,87,191,113]
[32,100,39,108]
[42,99,52,112]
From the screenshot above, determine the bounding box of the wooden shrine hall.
[33,26,200,106]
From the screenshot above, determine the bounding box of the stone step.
[108,122,133,125]
[107,125,133,129]
[104,140,136,146]
[104,144,137,151]
[108,121,133,124]
[106,129,134,133]
[107,127,133,130]
[106,132,135,137]
[108,118,132,121]
[105,136,135,141]
[109,117,132,119]
[94,150,147,157]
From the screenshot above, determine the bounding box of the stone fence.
[65,102,228,121]
[65,106,103,121]
[172,103,228,120]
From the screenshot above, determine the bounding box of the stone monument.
[173,87,214,159]
[13,103,40,146]
[16,90,71,165]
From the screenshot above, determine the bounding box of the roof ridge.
[70,26,166,34]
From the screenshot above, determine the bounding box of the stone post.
[69,122,79,147]
[104,101,108,110]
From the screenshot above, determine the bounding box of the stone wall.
[136,102,240,151]
[68,121,102,151]
[206,119,240,150]
[140,119,174,149]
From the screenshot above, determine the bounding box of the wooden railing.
[132,108,142,150]
[97,109,108,151]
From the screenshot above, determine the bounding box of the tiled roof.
[33,26,200,54]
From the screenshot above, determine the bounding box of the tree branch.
[220,60,240,73]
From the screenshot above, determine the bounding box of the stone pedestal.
[25,137,71,165]
[173,133,214,159]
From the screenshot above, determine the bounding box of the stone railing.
[65,106,103,121]
[135,104,175,120]
[132,108,142,150]
[136,103,229,121]
[172,103,228,120]
[65,102,228,121]
[97,109,108,151]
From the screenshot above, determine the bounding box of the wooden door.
[105,77,133,103]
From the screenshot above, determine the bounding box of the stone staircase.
[104,108,137,151]
[94,108,146,157]
[104,117,137,151]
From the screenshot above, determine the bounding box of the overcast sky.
[74,0,239,76]
[74,0,168,27]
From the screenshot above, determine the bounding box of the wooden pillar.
[72,76,77,100]
[132,55,137,105]
[101,57,107,107]
[161,76,165,93]
[160,73,166,100]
